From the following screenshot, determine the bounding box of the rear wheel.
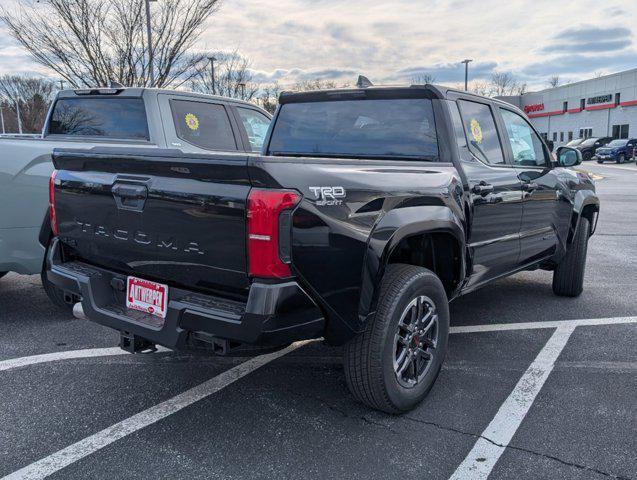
[617,154,625,164]
[597,159,603,164]
[583,151,592,161]
[552,217,590,297]
[343,264,449,414]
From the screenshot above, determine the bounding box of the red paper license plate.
[126,276,168,319]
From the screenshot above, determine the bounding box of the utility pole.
[0,106,5,134]
[208,56,217,95]
[461,59,473,91]
[59,80,65,90]
[238,82,246,100]
[15,98,23,134]
[145,0,156,87]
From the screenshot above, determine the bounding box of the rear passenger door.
[454,99,524,287]
[158,95,243,153]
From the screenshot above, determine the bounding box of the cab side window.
[237,108,271,152]
[500,109,550,167]
[170,100,237,151]
[457,100,505,165]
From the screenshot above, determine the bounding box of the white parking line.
[0,346,170,373]
[448,325,576,480]
[1,340,311,480]
[449,316,637,334]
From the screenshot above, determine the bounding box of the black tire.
[617,154,625,164]
[343,264,449,414]
[596,159,603,164]
[552,217,590,297]
[583,151,592,161]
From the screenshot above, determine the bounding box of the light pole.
[59,80,65,90]
[15,98,23,134]
[208,56,217,95]
[238,82,246,100]
[145,0,157,87]
[0,105,5,134]
[461,59,473,91]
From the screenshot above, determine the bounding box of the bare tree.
[0,75,58,133]
[189,51,259,100]
[411,73,437,84]
[488,72,527,97]
[1,0,221,88]
[291,78,343,91]
[256,83,282,114]
[470,80,491,96]
[547,75,561,88]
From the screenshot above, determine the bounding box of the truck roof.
[278,83,517,111]
[56,87,260,109]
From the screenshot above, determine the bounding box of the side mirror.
[547,140,555,152]
[556,146,582,167]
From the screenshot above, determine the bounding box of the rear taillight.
[49,170,58,236]
[247,188,301,278]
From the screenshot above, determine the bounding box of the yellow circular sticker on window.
[185,113,199,131]
[470,118,483,143]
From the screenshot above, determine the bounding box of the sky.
[1,0,636,91]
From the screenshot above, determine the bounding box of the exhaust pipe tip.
[72,302,87,321]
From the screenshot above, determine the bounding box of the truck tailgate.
[52,148,251,295]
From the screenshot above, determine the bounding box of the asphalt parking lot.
[1,162,635,480]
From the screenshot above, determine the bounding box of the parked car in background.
[565,138,585,147]
[0,87,271,308]
[575,137,612,161]
[46,83,599,413]
[595,138,637,164]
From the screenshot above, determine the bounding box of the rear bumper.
[46,239,324,350]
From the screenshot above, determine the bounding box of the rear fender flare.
[569,191,600,242]
[358,205,465,325]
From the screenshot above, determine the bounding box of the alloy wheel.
[393,295,439,388]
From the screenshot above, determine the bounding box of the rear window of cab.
[48,98,149,140]
[268,98,439,161]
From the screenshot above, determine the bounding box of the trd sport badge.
[309,186,346,206]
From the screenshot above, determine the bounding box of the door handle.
[472,183,494,196]
[521,182,539,192]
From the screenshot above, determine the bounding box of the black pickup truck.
[46,84,599,413]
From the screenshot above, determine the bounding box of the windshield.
[606,139,628,147]
[580,138,599,147]
[269,98,439,160]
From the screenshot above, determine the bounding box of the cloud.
[250,67,358,84]
[554,25,631,42]
[521,51,637,77]
[605,6,627,16]
[539,39,631,54]
[389,61,499,83]
[2,0,637,93]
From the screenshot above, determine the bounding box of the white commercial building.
[500,68,637,148]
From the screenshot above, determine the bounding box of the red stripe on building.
[585,103,616,111]
[566,108,582,114]
[527,110,564,118]
[619,100,637,107]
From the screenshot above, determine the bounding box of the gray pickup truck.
[0,87,271,306]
